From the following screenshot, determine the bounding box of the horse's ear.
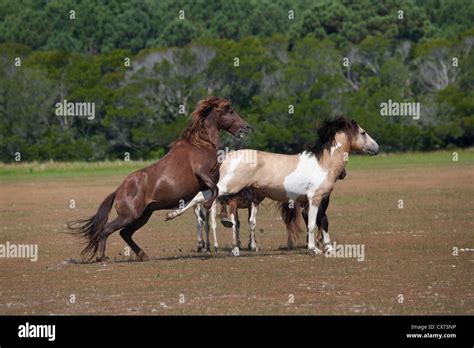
[350,119,358,127]
[202,103,214,118]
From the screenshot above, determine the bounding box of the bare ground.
[0,165,473,315]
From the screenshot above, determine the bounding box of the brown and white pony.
[193,188,265,255]
[69,96,250,262]
[165,117,378,255]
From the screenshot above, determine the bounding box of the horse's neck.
[320,141,350,182]
[204,124,219,150]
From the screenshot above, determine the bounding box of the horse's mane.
[178,96,230,149]
[305,117,359,160]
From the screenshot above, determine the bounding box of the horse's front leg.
[229,201,240,256]
[194,204,206,252]
[316,196,331,250]
[209,201,219,253]
[307,197,323,255]
[248,202,259,251]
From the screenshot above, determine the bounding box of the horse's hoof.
[309,247,322,256]
[214,247,219,254]
[248,243,258,252]
[138,251,149,261]
[232,247,240,257]
[94,256,107,263]
[164,212,177,221]
[220,218,233,228]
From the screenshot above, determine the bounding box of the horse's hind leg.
[95,215,132,262]
[119,208,153,261]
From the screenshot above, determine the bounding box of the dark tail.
[68,191,116,261]
[277,201,304,249]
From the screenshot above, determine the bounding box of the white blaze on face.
[283,152,327,201]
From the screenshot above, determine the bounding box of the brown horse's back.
[115,143,214,217]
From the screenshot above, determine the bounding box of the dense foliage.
[1,0,473,161]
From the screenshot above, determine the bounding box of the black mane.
[305,117,359,159]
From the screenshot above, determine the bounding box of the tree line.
[1,0,473,162]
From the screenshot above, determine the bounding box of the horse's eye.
[230,110,234,114]
[361,131,366,135]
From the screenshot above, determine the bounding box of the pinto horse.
[69,96,250,262]
[165,117,379,255]
[279,169,346,250]
[196,170,345,255]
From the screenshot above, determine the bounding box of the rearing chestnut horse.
[69,96,250,262]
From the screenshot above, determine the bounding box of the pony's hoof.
[248,243,258,252]
[137,251,149,261]
[164,211,177,221]
[232,247,240,257]
[214,246,219,254]
[220,218,234,228]
[309,247,322,256]
[94,256,108,263]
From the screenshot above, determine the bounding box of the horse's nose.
[245,125,252,132]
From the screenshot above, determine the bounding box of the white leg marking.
[231,213,240,256]
[322,229,333,252]
[249,202,258,251]
[194,204,204,248]
[307,203,322,255]
[209,201,218,250]
[166,190,209,220]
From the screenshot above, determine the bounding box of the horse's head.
[195,96,251,138]
[307,117,379,159]
[348,121,379,156]
[215,103,251,138]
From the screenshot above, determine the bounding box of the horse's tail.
[277,201,304,249]
[68,191,116,261]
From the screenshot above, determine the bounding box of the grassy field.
[0,149,473,180]
[0,151,472,315]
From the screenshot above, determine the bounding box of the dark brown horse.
[69,96,250,262]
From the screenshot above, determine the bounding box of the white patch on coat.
[217,154,245,193]
[283,151,328,200]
